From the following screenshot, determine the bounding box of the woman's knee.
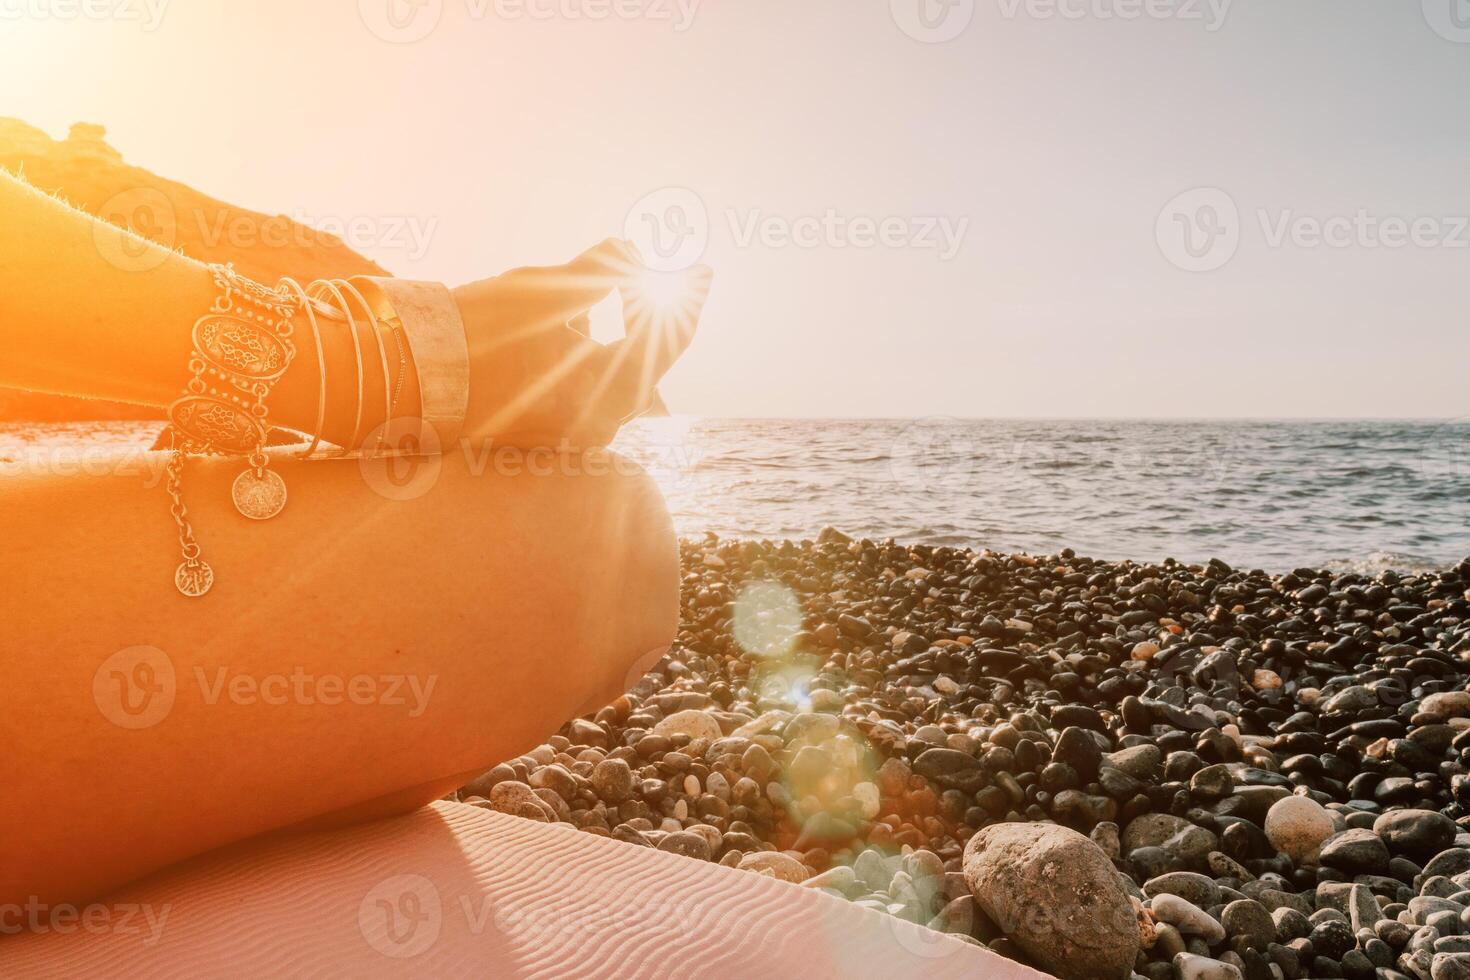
[435,447,679,715]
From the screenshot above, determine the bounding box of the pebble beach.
[457,532,1470,980]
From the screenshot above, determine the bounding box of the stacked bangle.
[162,267,468,598]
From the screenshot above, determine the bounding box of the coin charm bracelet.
[164,265,300,596]
[161,266,468,598]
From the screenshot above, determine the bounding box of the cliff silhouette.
[0,119,392,421]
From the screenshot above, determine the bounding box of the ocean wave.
[5,419,1466,573]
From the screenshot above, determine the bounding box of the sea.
[4,418,1466,575]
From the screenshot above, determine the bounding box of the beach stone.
[1424,849,1470,881]
[590,758,635,804]
[737,851,809,883]
[1208,851,1254,882]
[1434,952,1470,979]
[657,830,712,861]
[1272,907,1311,942]
[528,764,577,800]
[1173,951,1243,979]
[1106,744,1162,781]
[461,763,516,797]
[1221,899,1276,951]
[488,781,557,822]
[1124,813,1218,869]
[1152,893,1226,944]
[1320,828,1392,876]
[853,848,891,891]
[1091,821,1122,861]
[1348,883,1384,933]
[1145,872,1221,908]
[852,781,880,819]
[1191,764,1235,802]
[802,865,857,892]
[1421,692,1470,721]
[1053,727,1103,782]
[913,747,984,792]
[567,718,607,747]
[1263,795,1335,862]
[1309,917,1356,960]
[962,822,1139,980]
[1130,846,1181,880]
[808,688,844,713]
[654,709,722,742]
[1376,810,1459,860]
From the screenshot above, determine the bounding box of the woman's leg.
[0,444,679,907]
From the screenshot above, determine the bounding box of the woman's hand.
[451,239,713,449]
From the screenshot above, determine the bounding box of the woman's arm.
[0,169,712,449]
[0,170,399,449]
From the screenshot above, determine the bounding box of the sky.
[2,0,1468,418]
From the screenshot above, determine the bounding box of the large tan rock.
[963,822,1140,980]
[1263,795,1335,863]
